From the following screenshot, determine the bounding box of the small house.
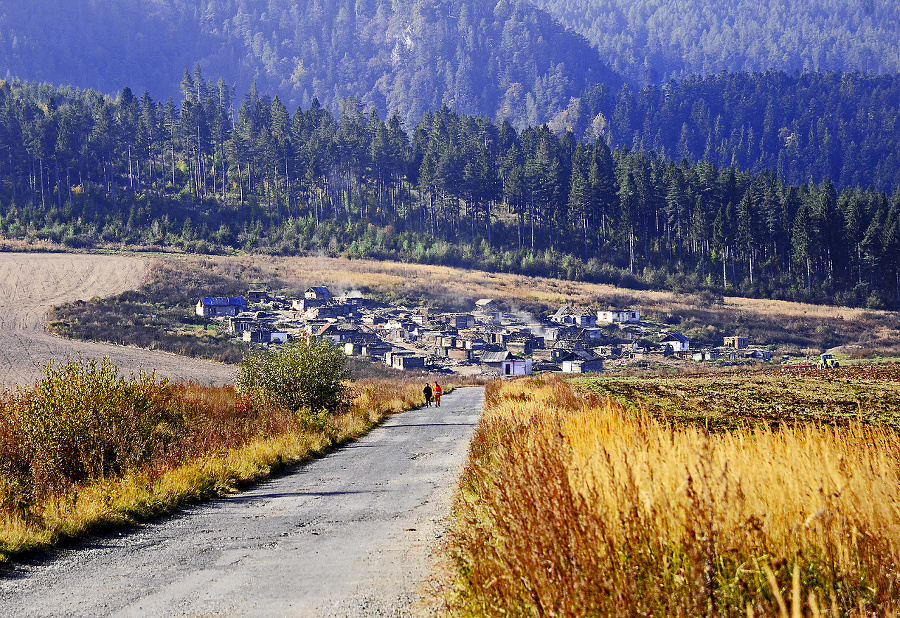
[474,299,502,324]
[361,342,391,358]
[724,336,749,349]
[480,350,515,369]
[307,305,347,320]
[248,290,269,303]
[316,323,361,344]
[452,314,475,329]
[385,351,426,370]
[228,315,257,333]
[745,349,772,361]
[196,296,247,317]
[660,332,691,353]
[243,329,273,343]
[448,348,473,361]
[305,286,332,302]
[291,298,321,311]
[562,351,604,373]
[501,358,533,376]
[551,306,595,327]
[692,349,720,362]
[474,298,498,313]
[597,309,641,325]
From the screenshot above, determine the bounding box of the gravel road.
[0,386,484,617]
[0,252,234,389]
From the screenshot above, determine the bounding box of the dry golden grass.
[445,375,900,616]
[0,368,457,563]
[220,253,884,319]
[163,254,897,358]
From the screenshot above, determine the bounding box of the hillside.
[534,0,900,85]
[3,77,900,309]
[0,0,619,128]
[600,72,900,192]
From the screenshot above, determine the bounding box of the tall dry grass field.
[446,375,900,616]
[0,358,456,564]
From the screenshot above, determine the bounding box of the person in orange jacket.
[433,382,443,407]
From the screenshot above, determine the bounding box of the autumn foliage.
[446,374,900,615]
[0,356,439,562]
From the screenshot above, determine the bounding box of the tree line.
[559,71,900,194]
[2,75,900,309]
[0,0,618,130]
[534,0,900,85]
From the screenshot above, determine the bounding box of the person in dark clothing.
[423,383,433,407]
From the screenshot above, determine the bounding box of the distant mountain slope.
[532,0,900,84]
[0,0,620,128]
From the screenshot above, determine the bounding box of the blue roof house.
[196,296,247,317]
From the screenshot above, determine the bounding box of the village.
[195,287,774,376]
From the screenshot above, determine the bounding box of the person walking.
[433,382,442,407]
[423,383,433,407]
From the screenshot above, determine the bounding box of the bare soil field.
[0,253,234,388]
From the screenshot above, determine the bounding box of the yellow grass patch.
[446,375,900,616]
[0,378,456,563]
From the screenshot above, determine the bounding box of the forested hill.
[534,0,900,85]
[0,0,619,129]
[2,78,900,311]
[597,72,900,193]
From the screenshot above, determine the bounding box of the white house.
[305,286,332,302]
[660,332,691,353]
[597,309,641,324]
[501,358,532,376]
[269,331,288,344]
[551,306,597,327]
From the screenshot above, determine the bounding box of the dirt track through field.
[0,386,485,617]
[0,253,234,388]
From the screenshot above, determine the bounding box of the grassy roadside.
[442,374,900,615]
[0,360,471,565]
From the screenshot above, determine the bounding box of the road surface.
[0,386,484,617]
[0,253,235,388]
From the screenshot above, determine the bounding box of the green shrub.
[235,338,350,414]
[15,357,182,487]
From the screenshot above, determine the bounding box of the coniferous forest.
[2,73,900,309]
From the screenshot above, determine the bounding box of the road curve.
[0,252,234,388]
[0,386,485,617]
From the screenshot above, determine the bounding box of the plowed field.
[0,253,234,388]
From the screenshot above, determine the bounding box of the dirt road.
[0,386,484,617]
[0,252,234,388]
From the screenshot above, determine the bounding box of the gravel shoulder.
[0,252,234,388]
[0,386,484,617]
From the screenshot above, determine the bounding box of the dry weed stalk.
[447,375,900,616]
[0,362,458,563]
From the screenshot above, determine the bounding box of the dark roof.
[481,351,515,363]
[572,349,602,361]
[661,332,690,343]
[200,296,246,307]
